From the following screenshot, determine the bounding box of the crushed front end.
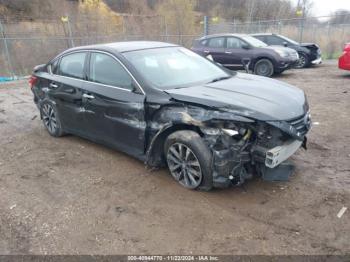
[200,112,312,188]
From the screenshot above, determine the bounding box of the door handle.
[225,51,232,54]
[49,83,58,88]
[83,93,95,99]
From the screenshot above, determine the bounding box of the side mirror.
[242,43,251,50]
[283,41,288,47]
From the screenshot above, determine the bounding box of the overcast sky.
[292,0,350,16]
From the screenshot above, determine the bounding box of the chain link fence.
[0,14,201,77]
[208,15,350,60]
[1,13,350,78]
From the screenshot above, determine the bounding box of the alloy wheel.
[296,55,306,68]
[166,142,202,189]
[42,103,57,134]
[256,61,272,76]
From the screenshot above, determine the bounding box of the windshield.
[279,35,299,45]
[123,47,230,89]
[241,35,267,48]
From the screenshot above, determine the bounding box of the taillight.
[29,75,37,89]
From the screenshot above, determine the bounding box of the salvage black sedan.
[30,41,311,191]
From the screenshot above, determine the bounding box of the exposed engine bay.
[200,116,310,187]
[146,101,311,188]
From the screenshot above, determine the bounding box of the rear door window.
[226,37,244,49]
[89,52,133,90]
[266,35,285,45]
[207,37,225,48]
[58,52,87,79]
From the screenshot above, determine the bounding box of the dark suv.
[251,33,322,68]
[191,34,299,77]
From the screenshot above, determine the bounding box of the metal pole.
[163,16,168,42]
[0,20,14,78]
[61,17,70,48]
[122,16,127,40]
[248,0,255,23]
[312,24,317,42]
[204,16,208,36]
[66,16,75,47]
[327,21,331,59]
[298,0,306,43]
[278,21,282,34]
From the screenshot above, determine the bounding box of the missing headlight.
[222,129,239,136]
[200,127,221,136]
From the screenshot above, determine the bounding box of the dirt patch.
[0,61,349,254]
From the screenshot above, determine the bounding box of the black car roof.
[63,41,178,54]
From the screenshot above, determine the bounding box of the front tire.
[295,53,309,68]
[164,130,213,191]
[254,59,274,77]
[40,101,64,137]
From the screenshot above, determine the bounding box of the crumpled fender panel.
[145,104,253,166]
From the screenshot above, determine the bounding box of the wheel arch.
[296,51,310,68]
[298,51,309,57]
[299,46,311,55]
[145,123,203,167]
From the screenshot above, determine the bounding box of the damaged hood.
[164,72,308,121]
[301,42,319,49]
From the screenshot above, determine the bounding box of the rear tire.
[254,59,274,77]
[164,130,213,191]
[40,101,65,137]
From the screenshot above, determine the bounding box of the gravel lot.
[0,60,349,255]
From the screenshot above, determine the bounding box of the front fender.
[145,104,254,166]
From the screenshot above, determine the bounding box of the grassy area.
[322,51,343,60]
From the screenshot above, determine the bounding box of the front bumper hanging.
[265,139,303,168]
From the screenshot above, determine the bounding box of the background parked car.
[251,33,322,69]
[339,43,350,71]
[191,34,299,77]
